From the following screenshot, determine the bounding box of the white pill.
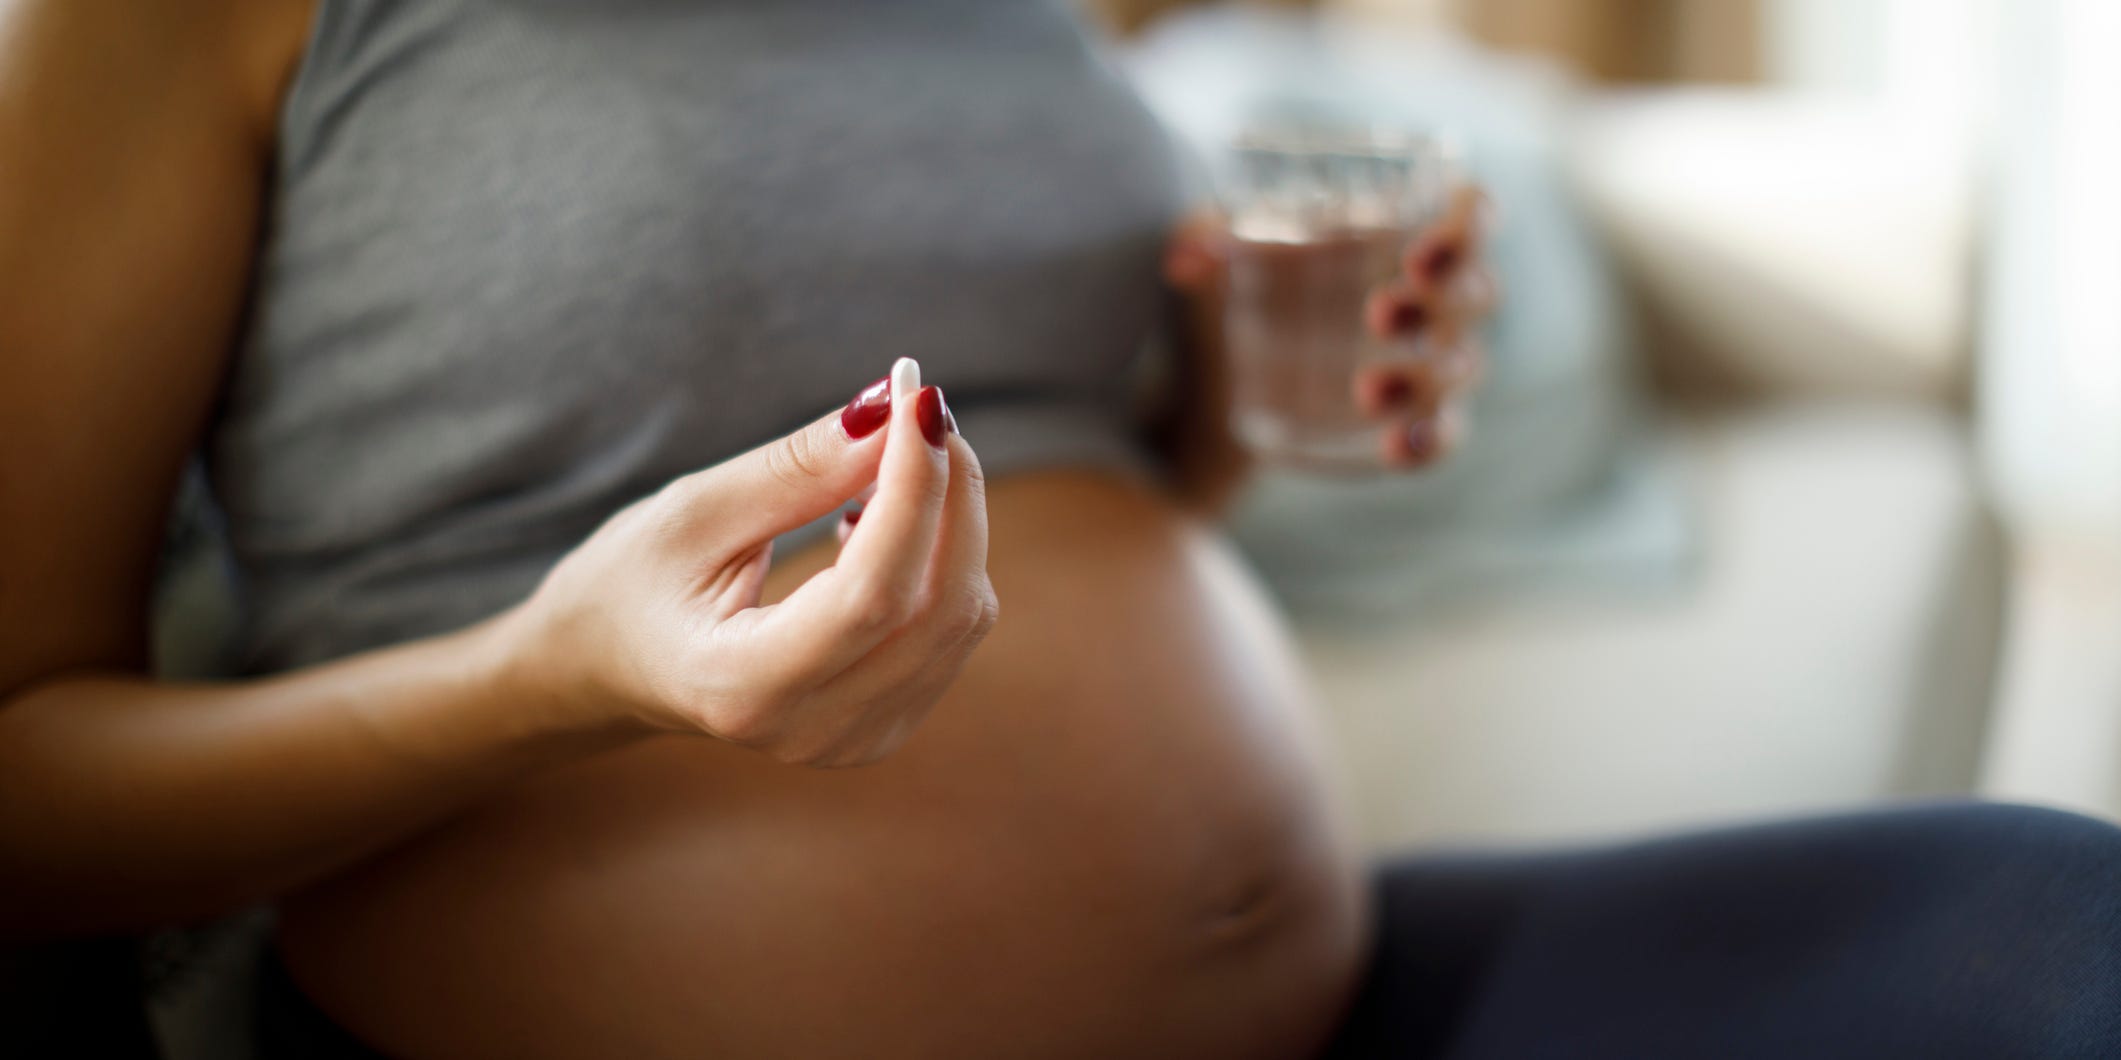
[890,357,921,400]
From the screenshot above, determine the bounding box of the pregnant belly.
[278,472,1369,1059]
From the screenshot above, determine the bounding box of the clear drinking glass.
[1220,126,1458,471]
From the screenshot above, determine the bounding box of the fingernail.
[1381,417,1442,466]
[1365,288,1424,338]
[1418,242,1462,284]
[1353,368,1422,417]
[1405,418,1440,460]
[916,386,949,448]
[840,376,891,439]
[1389,300,1429,335]
[842,507,862,528]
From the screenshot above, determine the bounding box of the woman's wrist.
[454,607,651,759]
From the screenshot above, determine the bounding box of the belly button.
[1199,872,1291,948]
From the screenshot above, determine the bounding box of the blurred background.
[1085,0,2121,845]
[26,4,2114,1056]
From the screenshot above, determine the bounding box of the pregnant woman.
[4,1,2117,1058]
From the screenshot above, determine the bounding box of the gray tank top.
[208,0,1185,672]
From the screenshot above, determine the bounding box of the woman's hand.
[1353,185,1500,466]
[502,358,997,768]
[1162,184,1500,483]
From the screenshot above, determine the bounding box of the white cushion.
[1301,402,2003,846]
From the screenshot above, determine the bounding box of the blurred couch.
[1306,400,2002,848]
[1120,10,2003,848]
[1325,88,2001,849]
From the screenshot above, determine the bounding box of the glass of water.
[1220,125,1458,471]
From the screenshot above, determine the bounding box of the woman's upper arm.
[0,0,309,695]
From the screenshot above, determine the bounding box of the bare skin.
[0,0,997,936]
[2,0,1489,1055]
[281,472,1370,1059]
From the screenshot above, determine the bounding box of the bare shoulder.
[0,0,313,138]
[0,0,317,693]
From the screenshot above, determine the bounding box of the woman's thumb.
[1163,211,1229,294]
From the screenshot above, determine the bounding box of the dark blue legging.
[1325,802,2121,1059]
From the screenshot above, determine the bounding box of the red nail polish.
[1354,368,1423,417]
[1364,285,1425,339]
[1418,243,1462,283]
[1405,418,1440,459]
[916,386,949,448]
[1380,417,1442,466]
[843,508,861,527]
[840,376,891,439]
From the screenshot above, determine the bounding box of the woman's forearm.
[0,612,630,938]
[0,368,986,941]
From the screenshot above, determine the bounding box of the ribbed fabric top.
[209,0,1184,671]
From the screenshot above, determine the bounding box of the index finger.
[731,358,953,686]
[1405,184,1490,295]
